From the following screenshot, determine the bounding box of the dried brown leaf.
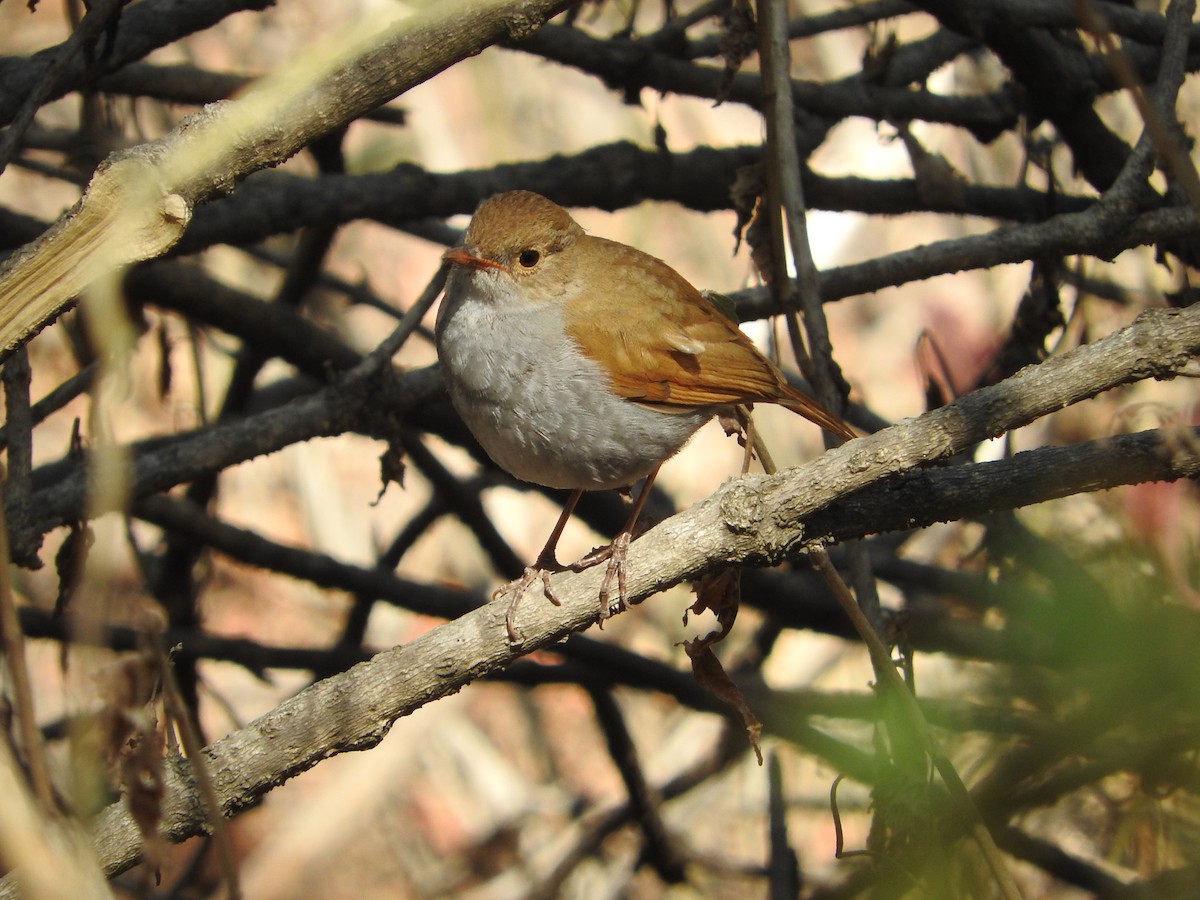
[123,724,167,877]
[373,438,407,505]
[898,125,969,210]
[99,655,159,767]
[730,162,764,256]
[683,637,763,765]
[716,0,757,104]
[686,567,741,642]
[682,569,761,762]
[53,521,94,616]
[100,634,169,877]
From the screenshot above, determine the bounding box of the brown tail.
[778,385,858,442]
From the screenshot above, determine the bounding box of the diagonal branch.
[0,0,574,360]
[45,298,1200,884]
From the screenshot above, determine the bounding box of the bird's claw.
[498,531,633,641]
[574,531,631,627]
[494,565,561,643]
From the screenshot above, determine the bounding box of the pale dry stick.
[755,0,815,381]
[744,399,990,893]
[757,0,886,662]
[732,405,775,475]
[150,632,241,899]
[0,476,55,810]
[82,272,138,523]
[0,739,111,899]
[809,549,1024,900]
[68,273,140,788]
[0,0,574,361]
[185,320,209,427]
[757,10,1018,871]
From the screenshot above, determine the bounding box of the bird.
[436,190,855,640]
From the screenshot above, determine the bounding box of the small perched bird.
[436,191,854,639]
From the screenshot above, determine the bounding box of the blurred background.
[1,0,1199,897]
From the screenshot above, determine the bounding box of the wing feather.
[563,236,790,409]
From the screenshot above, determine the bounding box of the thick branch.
[0,0,275,127]
[54,301,1200,882]
[0,0,573,359]
[20,365,443,544]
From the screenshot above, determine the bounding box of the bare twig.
[148,633,240,898]
[757,0,842,406]
[1,350,34,564]
[1074,0,1200,209]
[587,688,685,884]
[34,299,1200,885]
[0,0,130,175]
[0,0,574,360]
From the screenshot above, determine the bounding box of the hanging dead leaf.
[716,0,757,104]
[53,520,94,616]
[730,163,765,257]
[897,124,968,210]
[683,636,763,765]
[373,437,407,505]
[682,569,761,762]
[123,720,167,878]
[686,567,742,641]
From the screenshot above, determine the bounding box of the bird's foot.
[572,531,632,627]
[498,530,633,640]
[494,553,563,643]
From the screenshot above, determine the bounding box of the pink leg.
[496,488,583,641]
[571,467,660,626]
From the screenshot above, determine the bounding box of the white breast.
[435,278,709,491]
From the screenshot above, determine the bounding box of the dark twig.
[92,62,408,126]
[587,687,686,884]
[0,0,130,175]
[0,362,95,453]
[0,0,276,128]
[757,1,883,668]
[402,432,527,579]
[516,24,1007,136]
[687,0,918,60]
[171,145,1091,255]
[994,826,1129,896]
[133,494,476,623]
[149,131,348,712]
[1,349,34,564]
[332,495,453,660]
[1077,0,1200,210]
[767,752,801,898]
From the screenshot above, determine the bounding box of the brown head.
[444,191,585,301]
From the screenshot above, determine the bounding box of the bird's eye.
[517,249,541,268]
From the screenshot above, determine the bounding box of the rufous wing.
[562,236,856,441]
